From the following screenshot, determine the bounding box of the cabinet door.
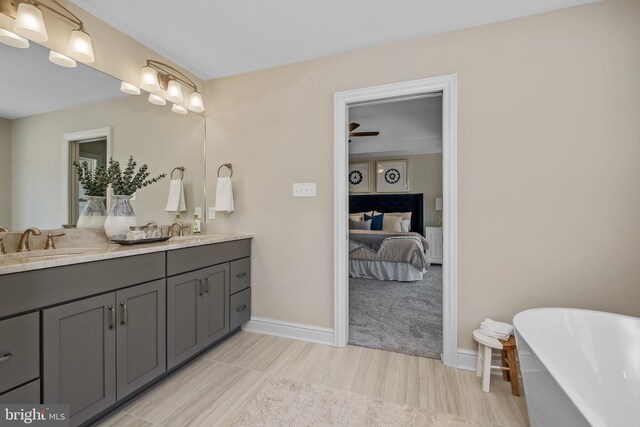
[116,280,166,399]
[167,270,203,369]
[43,293,116,426]
[202,264,230,347]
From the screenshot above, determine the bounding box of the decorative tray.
[110,236,171,245]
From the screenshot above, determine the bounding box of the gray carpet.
[349,265,443,359]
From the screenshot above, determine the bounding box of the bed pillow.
[349,211,373,222]
[364,213,384,231]
[349,219,372,230]
[375,211,412,220]
[382,215,403,232]
[401,219,411,232]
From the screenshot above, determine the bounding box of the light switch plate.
[293,183,317,198]
[208,207,216,219]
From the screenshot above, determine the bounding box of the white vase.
[104,195,137,239]
[77,196,107,229]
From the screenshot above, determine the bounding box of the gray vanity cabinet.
[43,293,117,426]
[43,280,166,426]
[167,265,230,369]
[115,280,166,400]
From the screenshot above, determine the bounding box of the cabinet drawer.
[230,257,251,295]
[230,288,251,330]
[167,239,251,276]
[0,379,40,404]
[0,312,39,394]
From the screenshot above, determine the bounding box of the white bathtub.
[513,308,640,427]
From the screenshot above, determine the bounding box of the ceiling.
[349,94,442,159]
[0,42,126,120]
[71,0,598,80]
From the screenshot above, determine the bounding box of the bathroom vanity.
[0,235,252,426]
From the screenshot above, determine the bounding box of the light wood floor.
[97,331,529,426]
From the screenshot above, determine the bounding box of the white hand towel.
[165,179,186,212]
[479,318,514,340]
[214,177,235,213]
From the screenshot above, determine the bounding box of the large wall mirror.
[0,42,206,232]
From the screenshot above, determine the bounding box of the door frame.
[332,75,458,367]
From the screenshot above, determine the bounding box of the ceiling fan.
[349,122,379,142]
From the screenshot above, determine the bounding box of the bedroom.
[347,95,444,358]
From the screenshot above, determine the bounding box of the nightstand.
[425,226,443,264]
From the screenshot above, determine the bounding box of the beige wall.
[11,95,205,230]
[0,118,10,227]
[207,0,640,350]
[350,154,443,228]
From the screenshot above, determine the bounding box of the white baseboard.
[457,348,478,371]
[242,316,334,346]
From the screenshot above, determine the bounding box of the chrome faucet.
[0,226,8,232]
[17,227,42,252]
[168,222,188,237]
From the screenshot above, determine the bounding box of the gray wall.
[0,118,10,228]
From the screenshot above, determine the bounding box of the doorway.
[333,75,458,367]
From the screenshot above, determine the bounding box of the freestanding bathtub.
[513,308,640,427]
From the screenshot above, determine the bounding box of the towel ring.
[217,163,233,177]
[171,166,185,180]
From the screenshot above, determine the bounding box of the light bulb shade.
[148,93,166,106]
[140,66,160,92]
[49,50,77,68]
[189,91,204,112]
[171,104,187,115]
[166,80,183,103]
[13,3,48,42]
[67,30,95,63]
[120,82,141,95]
[435,197,443,211]
[0,28,29,48]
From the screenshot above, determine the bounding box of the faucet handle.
[44,233,65,250]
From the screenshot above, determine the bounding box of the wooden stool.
[472,329,520,396]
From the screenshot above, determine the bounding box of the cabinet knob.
[0,352,13,363]
[236,304,248,312]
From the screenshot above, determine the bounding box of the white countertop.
[0,234,253,275]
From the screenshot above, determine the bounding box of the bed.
[349,194,429,281]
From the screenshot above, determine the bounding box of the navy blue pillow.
[364,213,384,231]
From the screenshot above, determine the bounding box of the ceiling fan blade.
[350,131,380,137]
[348,122,360,132]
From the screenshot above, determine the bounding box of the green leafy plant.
[107,156,166,196]
[73,161,109,197]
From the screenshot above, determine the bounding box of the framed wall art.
[348,162,370,193]
[376,160,409,192]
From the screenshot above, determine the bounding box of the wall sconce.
[120,82,141,95]
[0,0,95,65]
[129,59,205,114]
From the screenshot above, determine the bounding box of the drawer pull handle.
[205,277,209,294]
[108,306,115,329]
[120,302,127,325]
[0,352,12,363]
[198,279,203,296]
[236,304,248,312]
[236,272,247,279]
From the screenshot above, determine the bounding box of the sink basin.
[0,247,105,264]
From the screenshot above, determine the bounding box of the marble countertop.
[0,234,253,275]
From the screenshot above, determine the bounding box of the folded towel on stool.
[479,318,514,340]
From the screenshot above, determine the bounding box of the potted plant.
[104,156,166,239]
[73,161,109,228]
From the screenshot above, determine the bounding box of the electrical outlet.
[195,207,202,218]
[208,207,216,219]
[293,183,317,198]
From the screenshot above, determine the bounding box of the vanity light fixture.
[140,60,204,113]
[1,0,96,63]
[48,50,76,68]
[148,93,166,106]
[120,82,141,95]
[0,28,29,48]
[171,104,187,115]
